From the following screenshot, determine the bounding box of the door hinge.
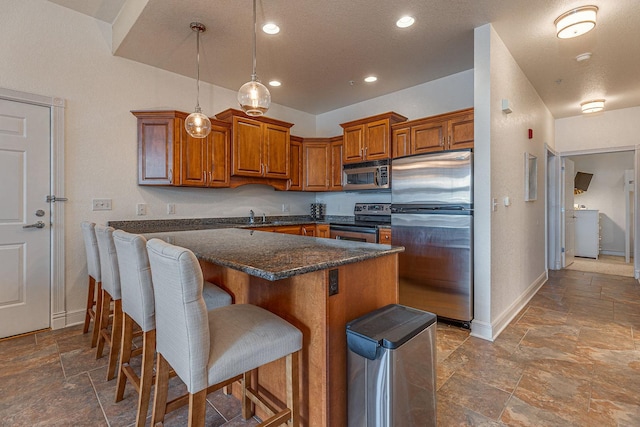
[46,195,68,203]
[561,247,565,253]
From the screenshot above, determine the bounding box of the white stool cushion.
[95,225,121,300]
[81,221,101,282]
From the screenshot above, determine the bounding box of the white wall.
[555,106,640,152]
[473,24,555,341]
[0,0,319,322]
[569,152,634,256]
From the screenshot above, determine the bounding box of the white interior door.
[562,158,575,267]
[0,99,51,338]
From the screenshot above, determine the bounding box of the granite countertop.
[143,228,403,281]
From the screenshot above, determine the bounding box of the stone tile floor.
[1,269,639,426]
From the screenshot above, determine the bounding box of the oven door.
[330,225,378,243]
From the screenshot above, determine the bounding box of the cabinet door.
[274,225,302,235]
[137,117,177,185]
[316,224,330,238]
[180,131,208,187]
[288,138,303,191]
[378,228,391,244]
[208,124,230,187]
[301,224,316,237]
[264,123,290,178]
[343,125,364,163]
[233,117,263,177]
[364,119,391,160]
[392,127,410,158]
[412,121,445,154]
[303,142,330,191]
[447,112,474,150]
[330,139,343,191]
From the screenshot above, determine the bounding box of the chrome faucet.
[249,209,255,224]
[262,213,267,223]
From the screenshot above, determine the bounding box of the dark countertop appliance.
[330,203,391,243]
[391,150,473,328]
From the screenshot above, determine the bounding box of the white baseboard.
[600,250,629,257]
[51,310,67,330]
[471,271,548,341]
[64,309,87,329]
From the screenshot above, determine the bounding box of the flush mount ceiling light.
[581,99,605,113]
[262,23,280,34]
[575,52,592,62]
[396,16,415,28]
[364,76,377,83]
[185,22,212,139]
[555,6,598,39]
[269,80,281,87]
[237,0,271,116]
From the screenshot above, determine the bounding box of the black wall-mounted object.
[575,172,593,192]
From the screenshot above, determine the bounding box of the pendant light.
[185,22,212,139]
[237,0,271,116]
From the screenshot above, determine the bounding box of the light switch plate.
[92,198,112,211]
[136,203,147,216]
[167,203,176,215]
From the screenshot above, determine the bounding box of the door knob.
[23,221,46,229]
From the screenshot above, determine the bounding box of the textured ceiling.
[48,0,640,118]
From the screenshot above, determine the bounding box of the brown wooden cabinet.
[340,112,407,164]
[216,109,293,181]
[303,139,331,191]
[288,136,303,191]
[180,122,230,187]
[250,223,329,238]
[316,224,330,238]
[378,228,391,244]
[133,110,230,187]
[329,136,343,191]
[391,108,473,158]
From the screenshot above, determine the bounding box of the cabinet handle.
[169,169,173,182]
[302,227,307,236]
[209,171,212,182]
[448,135,451,145]
[440,138,444,147]
[203,171,206,182]
[261,164,265,176]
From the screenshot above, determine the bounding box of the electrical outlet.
[282,204,290,212]
[92,198,112,211]
[136,203,147,216]
[167,203,176,215]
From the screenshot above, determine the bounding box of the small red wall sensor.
[528,129,533,139]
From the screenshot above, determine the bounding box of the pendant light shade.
[238,0,271,116]
[555,6,598,39]
[186,22,211,138]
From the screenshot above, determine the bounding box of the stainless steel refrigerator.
[391,150,473,327]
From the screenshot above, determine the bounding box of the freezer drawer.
[392,213,473,323]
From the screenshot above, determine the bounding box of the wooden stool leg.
[91,281,103,348]
[115,313,134,402]
[241,370,255,420]
[151,354,170,426]
[188,390,207,427]
[135,329,156,427]
[96,290,111,359]
[83,276,95,334]
[286,352,300,426]
[107,299,123,381]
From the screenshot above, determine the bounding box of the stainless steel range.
[329,203,391,243]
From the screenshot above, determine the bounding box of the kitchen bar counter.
[141,226,400,426]
[145,228,401,281]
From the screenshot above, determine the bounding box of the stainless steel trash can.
[346,304,437,427]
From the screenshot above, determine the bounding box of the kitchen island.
[144,228,402,426]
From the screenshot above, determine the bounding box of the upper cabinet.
[329,136,343,191]
[216,109,293,181]
[340,112,407,164]
[297,137,343,192]
[288,136,303,191]
[392,108,474,157]
[133,110,230,187]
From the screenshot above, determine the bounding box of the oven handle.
[330,225,377,234]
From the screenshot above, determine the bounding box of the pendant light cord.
[196,26,202,109]
[251,0,257,81]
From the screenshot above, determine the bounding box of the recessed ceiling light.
[581,99,605,113]
[364,76,377,83]
[575,52,592,62]
[268,80,281,87]
[262,23,280,35]
[555,6,598,39]
[396,16,415,28]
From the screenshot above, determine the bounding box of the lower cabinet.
[249,223,331,238]
[574,210,600,259]
[378,228,391,244]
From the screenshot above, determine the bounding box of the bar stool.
[95,224,123,381]
[112,230,233,427]
[146,239,302,427]
[80,221,102,348]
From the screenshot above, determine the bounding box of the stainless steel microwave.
[342,160,390,190]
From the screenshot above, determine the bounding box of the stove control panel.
[354,203,391,216]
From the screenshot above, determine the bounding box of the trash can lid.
[346,304,436,359]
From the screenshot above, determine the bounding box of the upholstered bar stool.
[146,239,302,427]
[80,221,103,348]
[112,230,232,427]
[95,224,123,381]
